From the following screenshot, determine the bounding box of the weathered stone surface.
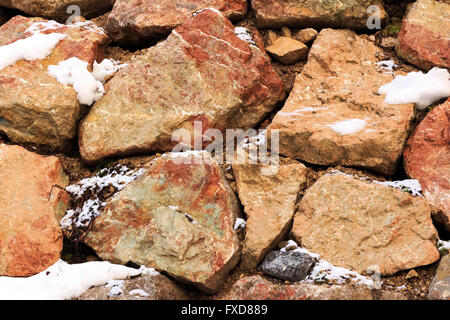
[86,152,241,294]
[252,0,386,29]
[404,99,450,232]
[268,29,415,175]
[396,0,449,70]
[219,275,406,300]
[260,250,317,282]
[0,144,70,276]
[293,28,318,44]
[291,174,440,276]
[78,272,189,300]
[233,161,307,269]
[266,36,308,65]
[0,0,113,21]
[0,16,109,151]
[106,0,247,45]
[428,254,450,300]
[79,9,285,163]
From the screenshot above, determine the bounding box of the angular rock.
[260,250,317,282]
[0,144,70,276]
[219,275,406,300]
[428,254,450,300]
[233,161,307,269]
[78,271,189,300]
[294,28,318,44]
[86,152,241,294]
[252,0,386,29]
[0,16,109,151]
[79,9,285,163]
[291,174,440,276]
[0,0,113,21]
[404,99,450,232]
[396,0,449,70]
[268,29,415,175]
[266,36,308,65]
[106,0,247,45]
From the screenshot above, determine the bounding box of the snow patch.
[234,27,257,46]
[438,239,450,251]
[234,218,247,231]
[105,279,124,297]
[92,59,128,82]
[129,289,150,297]
[375,60,398,74]
[192,8,222,16]
[373,179,423,197]
[328,119,367,135]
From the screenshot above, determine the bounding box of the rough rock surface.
[0,0,113,21]
[396,0,449,70]
[219,275,406,300]
[0,144,70,276]
[233,161,307,269]
[428,254,450,300]
[106,0,247,45]
[266,36,308,65]
[78,272,189,300]
[260,250,317,282]
[0,16,109,151]
[268,29,415,175]
[291,174,440,276]
[86,152,241,294]
[79,9,285,163]
[404,99,450,232]
[251,0,386,29]
[293,28,318,44]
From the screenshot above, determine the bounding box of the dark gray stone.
[260,250,317,282]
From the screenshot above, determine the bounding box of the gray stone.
[260,250,317,282]
[428,254,450,300]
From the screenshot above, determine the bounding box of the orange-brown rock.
[0,144,70,276]
[293,28,318,44]
[404,99,450,232]
[266,36,309,65]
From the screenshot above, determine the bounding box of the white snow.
[138,265,160,276]
[234,27,256,46]
[328,119,368,135]
[105,279,124,297]
[92,59,128,82]
[375,60,398,74]
[192,8,222,17]
[234,218,247,231]
[129,289,150,297]
[374,179,423,197]
[0,260,141,300]
[378,67,450,110]
[438,239,450,251]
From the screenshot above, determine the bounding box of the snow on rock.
[234,27,256,46]
[438,239,450,252]
[375,60,398,74]
[0,260,141,300]
[378,67,450,110]
[328,119,368,135]
[234,218,247,231]
[92,59,127,82]
[374,179,423,197]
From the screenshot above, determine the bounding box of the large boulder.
[0,16,109,151]
[85,152,241,294]
[233,160,307,269]
[0,0,113,21]
[79,9,285,163]
[291,174,440,276]
[396,0,449,70]
[428,254,450,300]
[0,144,70,276]
[251,0,386,29]
[106,0,247,45]
[404,99,450,232]
[268,29,415,175]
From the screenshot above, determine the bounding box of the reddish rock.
[396,0,449,70]
[106,0,247,45]
[0,16,109,151]
[404,99,450,231]
[0,144,70,276]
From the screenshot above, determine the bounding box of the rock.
[381,36,397,50]
[0,144,70,276]
[280,26,291,38]
[267,29,278,44]
[396,0,449,70]
[79,9,285,163]
[428,254,450,300]
[404,99,450,232]
[232,161,307,269]
[219,275,406,300]
[293,28,318,44]
[0,0,113,21]
[260,250,317,282]
[78,271,189,300]
[0,16,109,151]
[268,29,415,175]
[105,0,247,45]
[291,174,440,276]
[251,0,386,29]
[405,269,419,280]
[86,152,241,294]
[266,37,308,65]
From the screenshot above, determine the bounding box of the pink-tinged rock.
[428,254,450,300]
[0,144,70,276]
[396,0,449,70]
[404,99,450,232]
[85,152,241,294]
[0,16,109,151]
[106,0,247,45]
[79,9,285,163]
[219,275,406,300]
